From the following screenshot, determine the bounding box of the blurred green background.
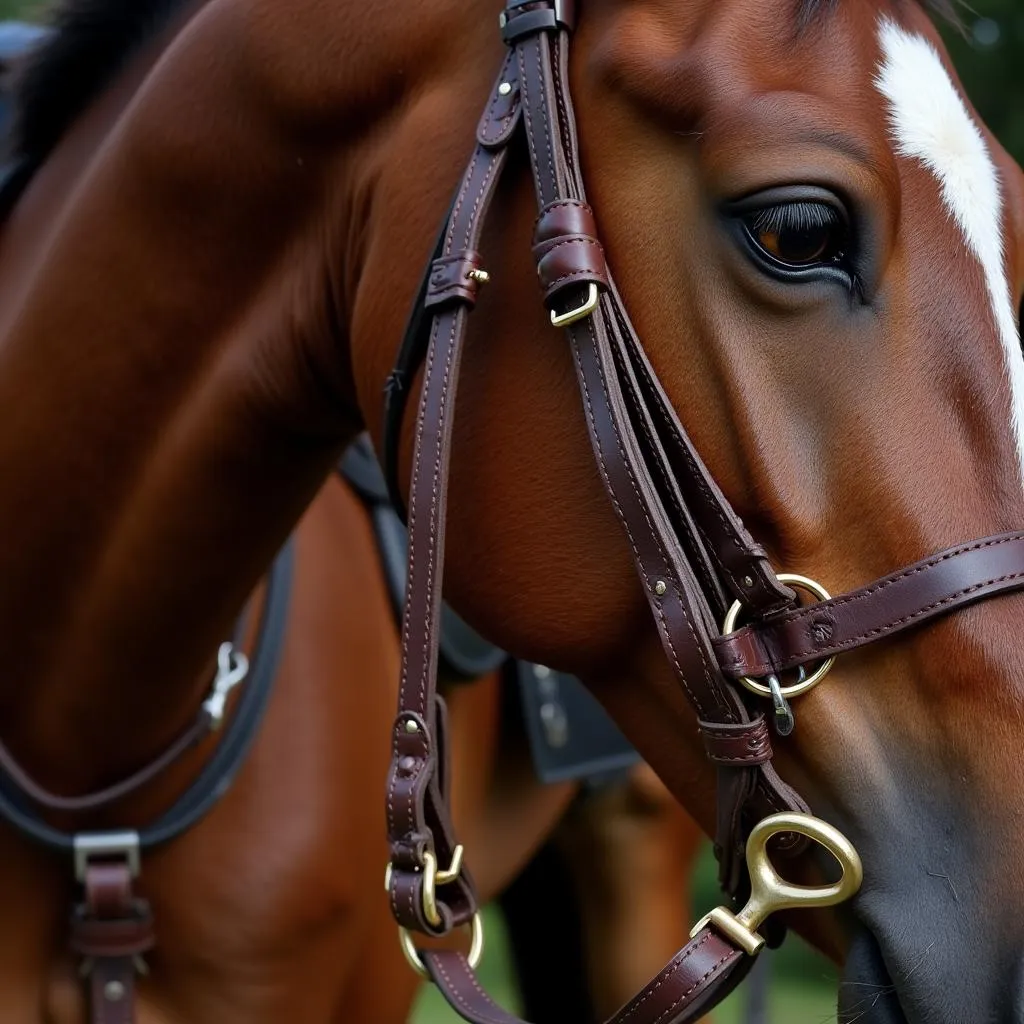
[1,0,1022,1021]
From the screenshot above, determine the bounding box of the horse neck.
[0,0,431,795]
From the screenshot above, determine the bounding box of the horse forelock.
[3,0,189,166]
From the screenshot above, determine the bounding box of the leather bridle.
[382,3,1024,1021]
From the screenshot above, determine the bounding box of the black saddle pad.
[515,660,640,785]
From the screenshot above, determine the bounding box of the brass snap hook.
[690,812,863,955]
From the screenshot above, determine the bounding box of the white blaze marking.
[875,18,1024,478]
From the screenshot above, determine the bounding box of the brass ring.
[690,811,862,956]
[721,573,836,699]
[745,813,863,913]
[399,912,485,979]
[385,845,465,930]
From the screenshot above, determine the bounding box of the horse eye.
[742,201,847,270]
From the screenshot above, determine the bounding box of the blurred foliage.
[943,0,1024,162]
[0,1,36,21]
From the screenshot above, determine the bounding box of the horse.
[0,0,1021,1023]
[0,25,717,1024]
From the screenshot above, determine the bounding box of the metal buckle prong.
[73,830,141,883]
[384,845,466,929]
[202,642,249,729]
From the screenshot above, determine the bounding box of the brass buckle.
[690,812,862,956]
[384,845,465,928]
[385,845,482,981]
[722,573,836,699]
[399,912,486,979]
[550,283,600,327]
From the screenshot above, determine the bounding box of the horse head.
[360,2,1024,1020]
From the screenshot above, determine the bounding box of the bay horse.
[0,1,1022,1024]
[0,30,715,1024]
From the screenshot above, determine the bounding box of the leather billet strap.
[70,861,155,1024]
[715,531,1024,678]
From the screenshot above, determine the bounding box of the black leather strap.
[0,538,293,853]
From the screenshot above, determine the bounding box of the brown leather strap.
[385,65,522,935]
[509,11,808,887]
[422,926,753,1024]
[715,531,1024,679]
[70,863,154,1024]
[383,2,1024,1022]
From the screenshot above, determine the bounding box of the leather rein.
[381,3,1024,1021]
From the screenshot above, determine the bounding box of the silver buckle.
[201,642,249,729]
[73,830,141,882]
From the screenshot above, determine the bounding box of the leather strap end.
[424,251,487,311]
[477,56,521,148]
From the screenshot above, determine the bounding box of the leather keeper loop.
[70,907,155,958]
[532,200,609,303]
[534,199,598,244]
[700,717,773,766]
[425,251,486,310]
[501,0,574,43]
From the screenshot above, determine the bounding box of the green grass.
[410,843,841,1024]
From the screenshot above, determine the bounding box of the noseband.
[381,2,1024,1021]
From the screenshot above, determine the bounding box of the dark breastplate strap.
[0,539,292,853]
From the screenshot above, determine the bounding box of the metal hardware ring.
[690,811,862,956]
[721,573,836,699]
[399,912,485,979]
[384,845,464,930]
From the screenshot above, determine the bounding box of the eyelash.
[746,201,843,241]
[736,198,862,298]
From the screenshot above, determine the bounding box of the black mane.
[4,0,189,165]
